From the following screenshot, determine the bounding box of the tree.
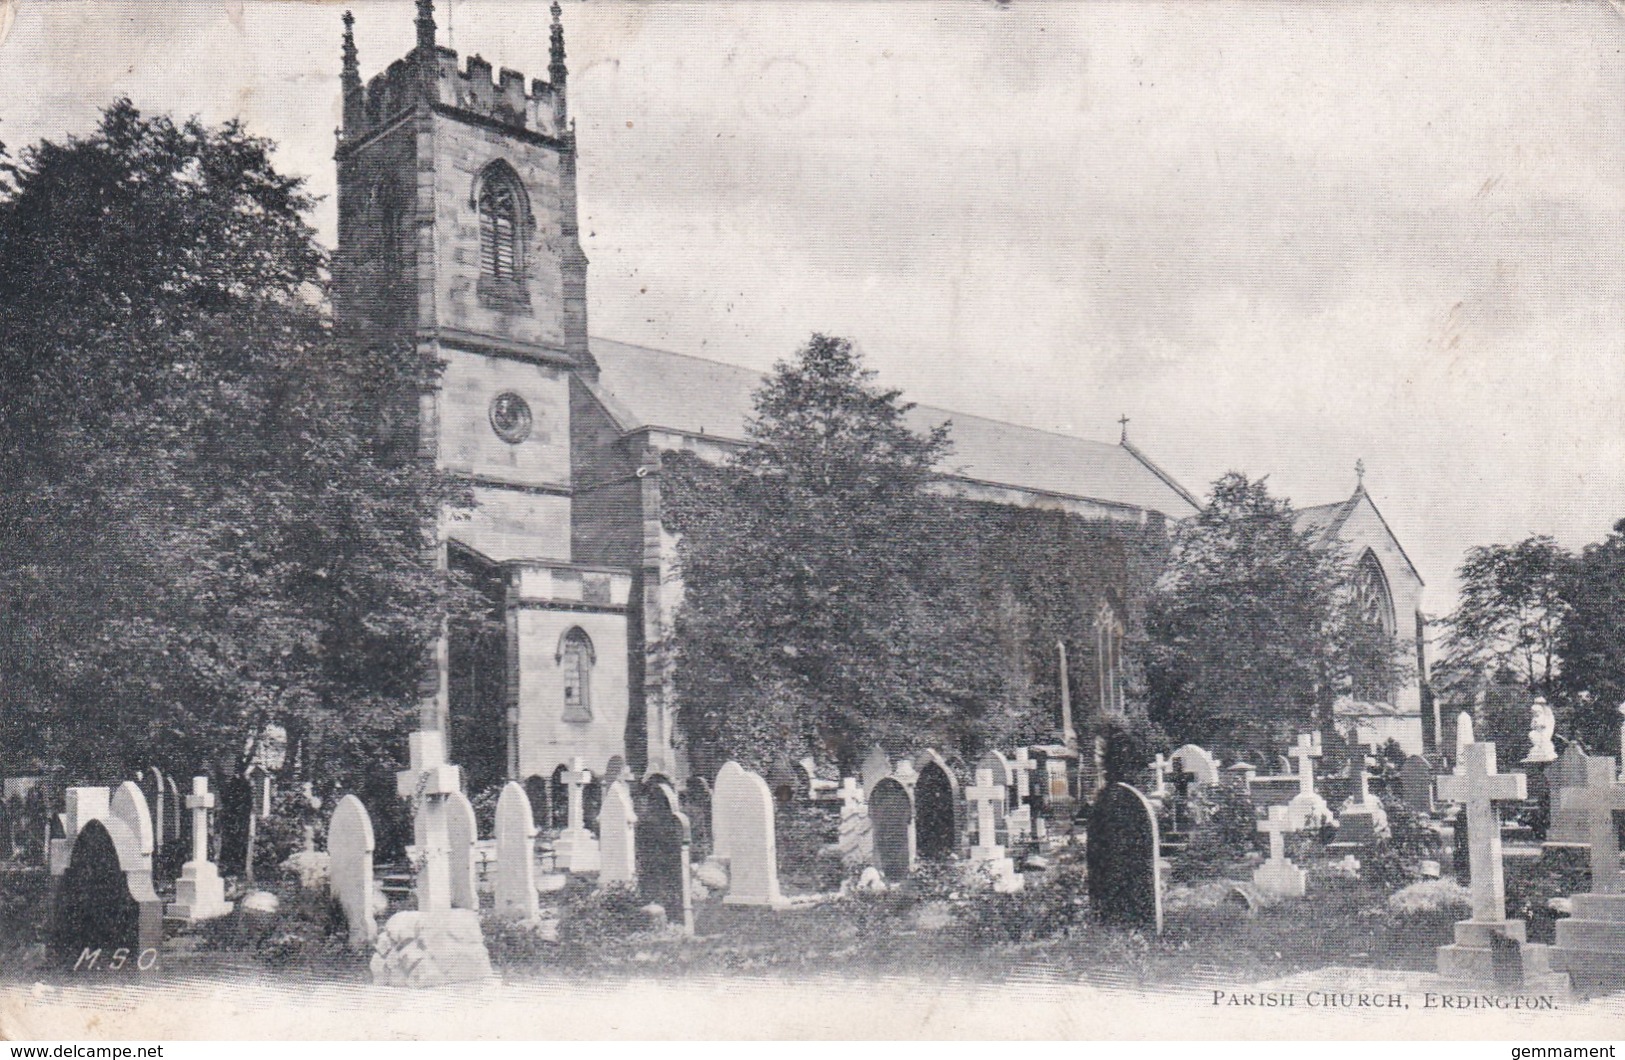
[1555,519,1625,754]
[662,334,999,774]
[1435,536,1571,706]
[0,101,466,802]
[1144,473,1401,759]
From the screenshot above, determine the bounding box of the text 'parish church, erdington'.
[333,1,1430,794]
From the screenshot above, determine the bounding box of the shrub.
[1505,847,1590,943]
[0,869,51,967]
[954,862,1090,943]
[480,912,558,967]
[196,878,353,970]
[1172,785,1257,882]
[555,881,651,946]
[471,785,503,839]
[1387,878,1470,916]
[775,803,841,892]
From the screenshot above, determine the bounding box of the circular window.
[488,391,534,444]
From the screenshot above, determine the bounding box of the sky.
[1,0,1622,615]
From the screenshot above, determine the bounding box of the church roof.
[586,336,1200,519]
[1293,486,1423,585]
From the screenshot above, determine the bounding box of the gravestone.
[107,781,155,874]
[554,757,600,873]
[1436,743,1564,988]
[1086,782,1163,934]
[965,768,1021,891]
[1253,804,1306,898]
[1551,755,1625,994]
[714,763,788,908]
[493,781,538,918]
[1545,743,1591,847]
[683,775,712,857]
[445,789,479,911]
[598,779,637,886]
[1455,711,1475,769]
[168,776,231,922]
[635,783,693,933]
[913,753,961,860]
[144,767,166,852]
[836,777,873,869]
[861,745,892,800]
[868,777,915,881]
[1286,734,1336,831]
[767,754,800,806]
[710,761,747,865]
[327,793,378,948]
[1336,754,1387,845]
[48,819,162,971]
[374,731,492,986]
[1171,744,1219,787]
[1400,755,1436,815]
[50,787,110,876]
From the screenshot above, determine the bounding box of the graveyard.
[6,709,1625,1014]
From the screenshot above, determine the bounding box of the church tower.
[334,2,635,796]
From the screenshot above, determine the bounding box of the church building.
[331,2,1426,795]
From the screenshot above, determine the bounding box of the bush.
[1172,785,1257,882]
[1387,878,1470,916]
[775,803,840,892]
[480,912,558,967]
[196,878,353,970]
[954,862,1090,943]
[471,785,503,839]
[0,869,51,968]
[1505,847,1590,944]
[1362,803,1441,890]
[555,881,652,946]
[250,787,327,880]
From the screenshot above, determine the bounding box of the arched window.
[477,166,523,281]
[1350,550,1398,703]
[558,627,595,723]
[1096,596,1126,716]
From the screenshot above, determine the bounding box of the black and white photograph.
[0,0,1623,1042]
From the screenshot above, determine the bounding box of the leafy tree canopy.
[664,334,1000,774]
[0,101,462,793]
[1554,519,1625,753]
[1144,473,1408,760]
[1434,535,1571,709]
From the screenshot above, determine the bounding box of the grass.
[0,851,1483,990]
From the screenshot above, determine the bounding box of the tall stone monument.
[168,777,232,922]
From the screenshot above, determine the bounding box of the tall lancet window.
[479,176,520,279]
[1350,549,1398,704]
[558,627,595,723]
[1096,597,1126,717]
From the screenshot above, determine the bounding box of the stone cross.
[1253,804,1307,898]
[1150,754,1171,798]
[1012,748,1037,802]
[1258,804,1291,864]
[170,775,231,922]
[1437,742,1526,923]
[395,730,462,913]
[185,776,215,865]
[1288,734,1321,796]
[1351,753,1372,804]
[837,777,864,813]
[1560,755,1625,895]
[965,768,1005,854]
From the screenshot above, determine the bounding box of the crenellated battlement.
[340,1,569,148]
